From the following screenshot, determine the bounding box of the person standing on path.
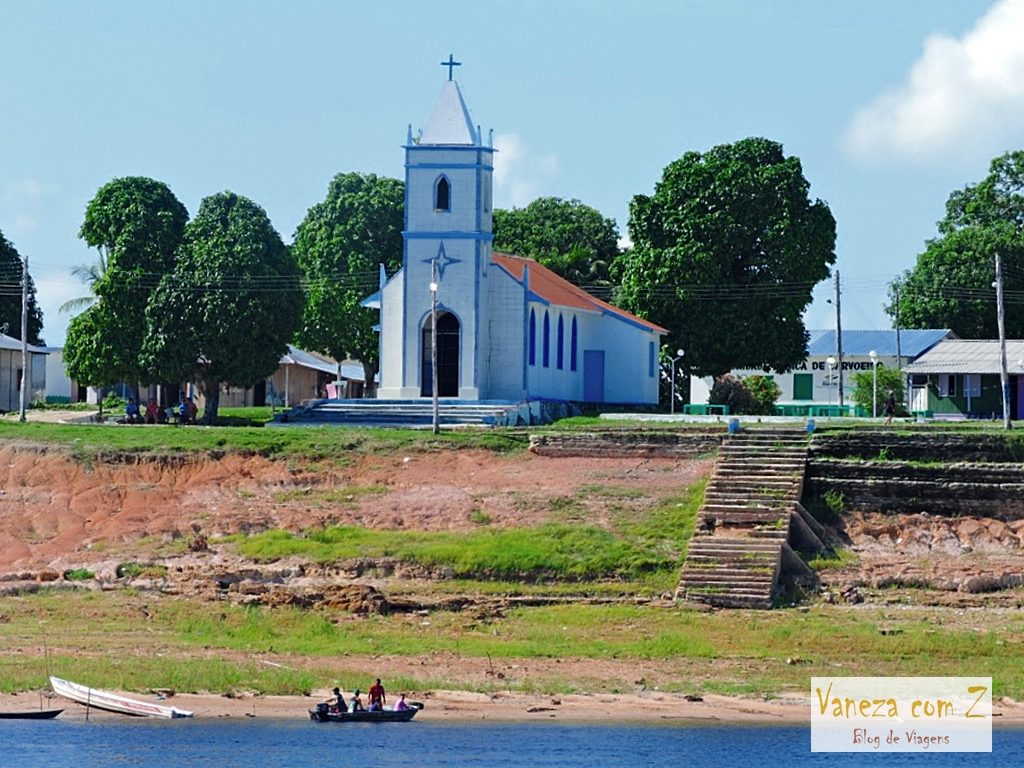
[884,392,897,426]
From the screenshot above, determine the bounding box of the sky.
[2,0,1023,346]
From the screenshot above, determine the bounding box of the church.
[371,64,665,405]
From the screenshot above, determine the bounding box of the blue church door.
[583,350,605,402]
[421,312,460,397]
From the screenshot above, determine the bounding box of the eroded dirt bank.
[0,444,710,575]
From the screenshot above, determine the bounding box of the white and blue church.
[371,65,665,406]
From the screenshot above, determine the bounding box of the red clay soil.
[0,444,713,573]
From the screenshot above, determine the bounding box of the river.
[4,719,1022,767]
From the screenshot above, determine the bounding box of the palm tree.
[58,250,108,315]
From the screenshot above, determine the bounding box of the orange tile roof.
[492,252,667,334]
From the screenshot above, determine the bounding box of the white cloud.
[2,178,50,234]
[492,132,560,208]
[845,0,1024,164]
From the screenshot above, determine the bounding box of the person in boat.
[324,687,345,713]
[349,689,365,712]
[368,678,386,711]
[393,693,409,712]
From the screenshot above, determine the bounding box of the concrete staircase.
[677,428,826,609]
[277,399,521,428]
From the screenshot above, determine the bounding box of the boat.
[49,676,193,719]
[0,709,63,720]
[309,702,422,723]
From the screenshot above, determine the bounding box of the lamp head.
[826,356,836,367]
[869,350,877,361]
[429,282,438,293]
[676,349,684,357]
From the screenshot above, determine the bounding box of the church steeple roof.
[419,80,479,146]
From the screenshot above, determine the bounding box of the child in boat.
[394,693,409,712]
[349,689,365,712]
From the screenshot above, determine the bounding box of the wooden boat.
[0,709,63,720]
[49,676,193,719]
[309,702,422,723]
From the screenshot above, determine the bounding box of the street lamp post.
[430,261,439,435]
[869,350,878,418]
[670,348,684,414]
[826,356,837,416]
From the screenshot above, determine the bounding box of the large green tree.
[0,229,44,344]
[889,150,1024,338]
[63,177,188,387]
[293,173,404,387]
[493,197,620,286]
[142,192,302,422]
[617,137,836,377]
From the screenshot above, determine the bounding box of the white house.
[371,73,665,405]
[690,329,952,409]
[0,333,47,411]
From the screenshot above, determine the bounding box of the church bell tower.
[383,56,495,400]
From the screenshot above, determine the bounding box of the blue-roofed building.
[690,328,953,412]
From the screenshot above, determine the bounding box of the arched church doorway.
[421,312,460,397]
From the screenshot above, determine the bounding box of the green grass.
[230,524,666,581]
[271,485,388,504]
[0,420,530,460]
[5,590,1024,698]
[229,479,706,585]
[806,548,859,571]
[62,568,95,581]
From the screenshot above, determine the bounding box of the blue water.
[3,720,1022,768]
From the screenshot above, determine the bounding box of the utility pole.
[996,251,1011,430]
[835,270,844,408]
[893,283,902,371]
[430,258,439,435]
[19,254,28,423]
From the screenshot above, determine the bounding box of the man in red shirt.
[368,678,386,711]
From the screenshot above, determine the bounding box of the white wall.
[690,353,898,405]
[482,267,527,400]
[44,347,72,400]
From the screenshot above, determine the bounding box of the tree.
[889,150,1024,338]
[617,137,836,377]
[852,366,905,417]
[58,252,107,315]
[142,192,303,422]
[493,197,620,286]
[63,177,188,387]
[293,173,404,388]
[0,229,44,344]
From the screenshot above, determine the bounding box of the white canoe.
[50,676,193,719]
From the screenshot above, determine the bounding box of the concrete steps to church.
[677,428,820,609]
[279,399,521,428]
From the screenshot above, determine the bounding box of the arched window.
[543,311,551,368]
[556,315,564,370]
[570,317,578,371]
[435,176,450,211]
[528,309,536,366]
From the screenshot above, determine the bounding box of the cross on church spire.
[441,54,461,81]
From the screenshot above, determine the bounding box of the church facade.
[373,74,665,405]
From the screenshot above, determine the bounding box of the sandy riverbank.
[4,689,1024,724]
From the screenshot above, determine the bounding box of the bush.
[102,392,125,412]
[852,366,906,417]
[709,374,779,415]
[742,374,781,415]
